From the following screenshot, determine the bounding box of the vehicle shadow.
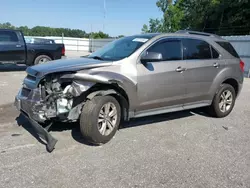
[120,107,213,129]
[70,108,212,145]
[51,121,98,146]
[15,108,211,147]
[121,110,194,129]
[0,64,27,72]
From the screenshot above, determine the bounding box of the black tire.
[208,84,236,118]
[33,55,52,65]
[80,95,121,145]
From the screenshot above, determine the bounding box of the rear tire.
[80,96,121,145]
[33,55,52,65]
[208,84,236,118]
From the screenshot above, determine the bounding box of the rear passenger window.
[216,41,239,58]
[0,31,18,42]
[182,38,211,60]
[147,39,182,61]
[211,47,220,58]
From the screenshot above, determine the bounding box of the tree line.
[0,22,122,39]
[142,0,250,36]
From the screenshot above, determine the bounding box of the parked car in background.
[0,29,65,65]
[14,30,244,152]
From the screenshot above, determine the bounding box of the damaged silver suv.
[15,30,244,152]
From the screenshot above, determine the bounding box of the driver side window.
[147,39,182,61]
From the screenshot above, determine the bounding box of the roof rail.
[176,30,222,38]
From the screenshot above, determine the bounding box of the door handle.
[16,44,22,48]
[213,62,219,68]
[176,67,186,72]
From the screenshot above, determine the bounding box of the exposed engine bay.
[36,73,95,122]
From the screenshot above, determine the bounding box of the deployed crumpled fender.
[60,71,135,121]
[70,70,137,110]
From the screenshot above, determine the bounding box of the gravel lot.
[0,62,250,188]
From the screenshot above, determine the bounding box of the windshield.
[88,35,153,61]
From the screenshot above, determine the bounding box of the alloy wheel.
[219,90,233,113]
[98,102,118,136]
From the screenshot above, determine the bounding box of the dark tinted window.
[183,39,211,59]
[147,40,182,61]
[216,41,239,58]
[211,47,219,58]
[0,31,18,42]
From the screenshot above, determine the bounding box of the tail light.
[62,46,65,56]
[240,60,245,72]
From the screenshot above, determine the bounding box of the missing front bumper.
[15,93,58,152]
[21,112,58,152]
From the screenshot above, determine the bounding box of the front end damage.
[14,72,110,152]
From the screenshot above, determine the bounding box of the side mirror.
[141,51,163,64]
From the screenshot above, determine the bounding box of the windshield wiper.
[89,56,104,60]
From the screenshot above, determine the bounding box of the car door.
[0,30,26,63]
[182,38,223,107]
[136,38,187,112]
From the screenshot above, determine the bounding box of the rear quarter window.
[216,41,239,58]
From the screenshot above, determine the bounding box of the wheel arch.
[210,66,241,100]
[222,78,239,96]
[85,83,130,122]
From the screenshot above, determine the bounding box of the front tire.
[208,84,236,118]
[80,96,121,145]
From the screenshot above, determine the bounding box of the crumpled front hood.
[26,57,113,77]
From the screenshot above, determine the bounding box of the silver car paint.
[20,32,244,120]
[76,33,243,115]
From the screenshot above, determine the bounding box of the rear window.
[216,41,239,58]
[0,31,18,42]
